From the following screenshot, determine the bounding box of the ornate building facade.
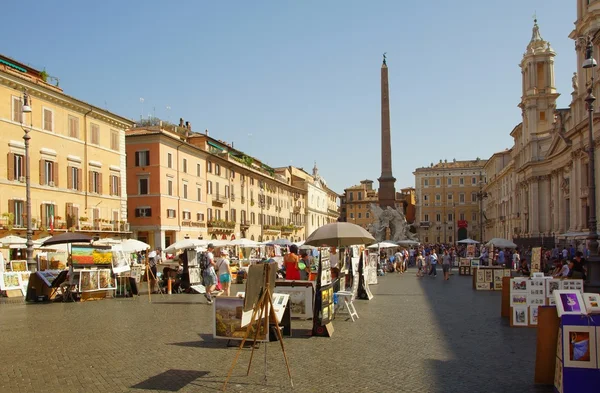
[484,5,600,245]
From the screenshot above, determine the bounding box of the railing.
[213,194,227,203]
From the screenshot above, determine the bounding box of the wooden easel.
[222,264,293,391]
[145,254,164,302]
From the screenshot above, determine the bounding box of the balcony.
[207,220,235,233]
[328,208,339,215]
[280,225,296,235]
[263,224,281,235]
[419,221,431,228]
[212,194,227,205]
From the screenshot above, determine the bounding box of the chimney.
[179,118,184,127]
[187,122,192,131]
[231,141,234,148]
[205,129,209,136]
[185,121,189,129]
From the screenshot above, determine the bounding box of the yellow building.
[0,54,134,240]
[414,159,487,243]
[126,121,307,249]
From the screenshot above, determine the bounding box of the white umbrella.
[485,238,517,249]
[0,235,27,246]
[265,238,293,246]
[395,239,420,246]
[457,238,480,244]
[121,239,150,253]
[229,238,260,248]
[304,222,376,247]
[164,238,203,253]
[93,237,122,246]
[368,241,398,249]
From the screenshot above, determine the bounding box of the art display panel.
[513,306,528,326]
[274,286,313,319]
[562,325,597,369]
[554,290,586,317]
[213,296,267,341]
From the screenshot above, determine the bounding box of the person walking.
[442,249,451,280]
[203,243,218,304]
[512,250,520,270]
[429,250,438,277]
[416,252,425,277]
[217,249,232,296]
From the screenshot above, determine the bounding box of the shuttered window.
[68,116,79,139]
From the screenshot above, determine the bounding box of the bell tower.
[518,18,559,144]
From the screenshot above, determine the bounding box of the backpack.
[199,252,210,270]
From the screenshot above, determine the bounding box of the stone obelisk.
[378,53,396,209]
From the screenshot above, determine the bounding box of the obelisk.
[378,53,396,209]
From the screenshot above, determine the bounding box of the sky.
[0,0,576,195]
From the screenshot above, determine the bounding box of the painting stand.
[145,256,164,303]
[222,264,293,391]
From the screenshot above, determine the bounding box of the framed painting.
[476,269,485,283]
[1,272,22,290]
[583,292,600,313]
[188,267,201,284]
[484,269,493,283]
[10,260,27,272]
[562,325,597,369]
[510,294,528,306]
[511,278,528,293]
[79,270,99,292]
[554,290,586,317]
[213,296,267,341]
[274,286,313,319]
[529,306,539,326]
[546,279,561,298]
[513,306,528,326]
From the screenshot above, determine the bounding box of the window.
[167,153,173,168]
[196,212,205,221]
[471,193,477,202]
[167,209,176,218]
[435,194,441,201]
[424,214,429,222]
[90,123,100,144]
[436,178,440,186]
[436,213,441,222]
[207,208,213,221]
[12,96,22,123]
[540,111,546,121]
[67,166,81,191]
[9,200,24,227]
[68,116,79,139]
[110,130,119,151]
[472,212,478,221]
[135,151,150,167]
[350,213,354,219]
[231,170,235,179]
[448,213,453,221]
[358,213,362,218]
[460,213,465,220]
[349,192,353,201]
[251,212,256,224]
[8,153,25,181]
[197,163,201,177]
[447,193,453,200]
[197,187,202,201]
[43,108,53,132]
[167,180,173,196]
[207,161,212,173]
[215,164,221,176]
[40,203,57,228]
[138,178,149,195]
[459,177,464,185]
[135,207,152,217]
[250,178,254,186]
[182,211,191,220]
[225,185,230,198]
[447,178,452,185]
[183,183,188,199]
[40,160,56,186]
[424,179,429,186]
[231,209,236,222]
[65,203,79,228]
[90,171,102,194]
[182,158,187,173]
[423,194,429,201]
[215,209,221,220]
[459,193,465,203]
[366,212,370,218]
[109,175,120,196]
[472,177,477,185]
[358,192,362,200]
[207,180,213,195]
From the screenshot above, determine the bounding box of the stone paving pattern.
[0,270,555,393]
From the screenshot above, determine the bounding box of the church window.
[539,111,546,121]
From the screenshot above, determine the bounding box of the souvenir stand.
[311,248,335,336]
[71,244,116,301]
[458,258,472,276]
[550,291,600,392]
[472,266,511,291]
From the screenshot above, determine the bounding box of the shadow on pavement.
[416,269,554,393]
[131,369,208,391]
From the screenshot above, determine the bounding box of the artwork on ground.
[1,272,21,290]
[274,286,313,319]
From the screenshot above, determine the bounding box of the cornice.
[0,71,134,130]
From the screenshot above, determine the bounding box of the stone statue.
[382,52,387,66]
[367,204,419,242]
[572,72,578,92]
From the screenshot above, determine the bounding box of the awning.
[0,59,27,73]
[207,141,224,151]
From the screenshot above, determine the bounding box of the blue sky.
[1,0,575,194]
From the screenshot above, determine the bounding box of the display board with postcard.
[312,248,335,337]
[472,266,511,291]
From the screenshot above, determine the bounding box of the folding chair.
[334,290,359,322]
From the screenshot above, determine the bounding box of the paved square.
[0,271,553,392]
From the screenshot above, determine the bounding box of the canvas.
[98,269,114,289]
[511,294,527,306]
[79,270,99,292]
[10,261,27,272]
[583,292,600,313]
[1,272,22,290]
[503,269,511,277]
[213,296,267,341]
[477,269,485,283]
[546,279,561,298]
[562,325,597,369]
[513,307,528,326]
[511,279,527,293]
[274,286,313,319]
[554,290,587,317]
[188,267,201,284]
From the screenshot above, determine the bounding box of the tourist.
[416,252,425,277]
[568,251,587,280]
[517,259,530,277]
[512,250,520,270]
[394,248,403,273]
[203,243,218,304]
[148,249,158,293]
[429,249,438,277]
[217,249,232,296]
[284,244,301,280]
[442,249,451,280]
[497,248,505,267]
[553,260,570,278]
[298,251,311,280]
[330,247,340,279]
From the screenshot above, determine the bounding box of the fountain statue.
[367,204,419,243]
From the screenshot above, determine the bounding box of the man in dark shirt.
[568,251,587,279]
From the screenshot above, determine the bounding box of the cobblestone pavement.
[0,269,554,393]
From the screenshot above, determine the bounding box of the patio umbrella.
[304,222,376,247]
[395,239,420,246]
[457,238,480,244]
[485,238,517,249]
[367,241,398,249]
[229,238,260,248]
[264,238,293,247]
[121,239,150,253]
[0,235,27,246]
[41,232,92,246]
[164,238,203,254]
[93,237,122,246]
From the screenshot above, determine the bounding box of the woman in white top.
[217,249,232,296]
[553,260,570,278]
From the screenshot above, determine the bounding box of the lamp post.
[582,36,600,292]
[259,180,265,242]
[476,174,488,242]
[21,90,34,267]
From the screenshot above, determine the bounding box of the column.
[530,181,540,236]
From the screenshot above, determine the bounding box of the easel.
[222,263,293,391]
[145,254,164,302]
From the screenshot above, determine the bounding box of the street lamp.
[20,90,34,268]
[582,36,600,292]
[259,180,265,242]
[476,174,488,242]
